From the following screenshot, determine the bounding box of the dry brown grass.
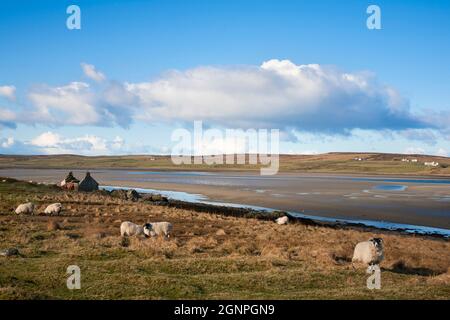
[0,180,449,299]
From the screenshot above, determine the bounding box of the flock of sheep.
[14,202,383,267]
[14,202,173,239]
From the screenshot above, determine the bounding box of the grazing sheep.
[120,221,152,237]
[44,203,62,215]
[15,202,35,215]
[352,238,384,267]
[146,222,173,238]
[276,216,289,225]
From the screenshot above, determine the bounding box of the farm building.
[60,172,80,190]
[78,172,99,192]
[424,161,439,167]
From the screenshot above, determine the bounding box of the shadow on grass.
[384,260,446,276]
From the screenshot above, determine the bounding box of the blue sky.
[0,0,449,156]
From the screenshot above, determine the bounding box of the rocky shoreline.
[105,186,449,240]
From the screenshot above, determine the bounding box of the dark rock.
[142,193,168,203]
[110,189,128,200]
[110,189,141,202]
[126,189,140,202]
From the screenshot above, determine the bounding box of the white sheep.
[120,221,151,237]
[276,216,289,225]
[147,222,173,238]
[352,238,384,267]
[15,202,35,215]
[44,203,62,215]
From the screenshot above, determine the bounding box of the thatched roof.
[78,172,99,192]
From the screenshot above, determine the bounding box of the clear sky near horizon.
[0,0,449,156]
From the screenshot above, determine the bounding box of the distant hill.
[0,152,448,176]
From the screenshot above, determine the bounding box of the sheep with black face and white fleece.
[352,238,384,267]
[146,222,173,238]
[120,221,152,237]
[15,202,35,215]
[44,203,62,215]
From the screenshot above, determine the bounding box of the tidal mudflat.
[0,169,449,231]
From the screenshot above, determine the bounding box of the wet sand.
[1,168,449,229]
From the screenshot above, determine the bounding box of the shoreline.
[1,165,449,178]
[1,168,449,231]
[102,184,450,239]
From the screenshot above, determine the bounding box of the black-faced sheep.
[352,238,384,267]
[120,221,152,237]
[146,222,173,238]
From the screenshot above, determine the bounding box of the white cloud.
[29,131,123,155]
[27,82,107,126]
[81,63,106,82]
[1,137,14,148]
[26,81,134,128]
[3,60,447,142]
[30,131,62,147]
[127,59,423,133]
[0,85,16,100]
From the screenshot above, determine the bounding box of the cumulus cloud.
[3,60,448,142]
[0,85,16,100]
[81,63,106,82]
[26,82,133,127]
[29,131,122,155]
[127,59,425,133]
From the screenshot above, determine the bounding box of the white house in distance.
[424,161,439,167]
[402,158,418,163]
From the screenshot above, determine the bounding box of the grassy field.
[0,179,449,299]
[0,152,449,176]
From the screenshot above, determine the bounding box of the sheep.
[276,216,289,225]
[120,221,152,237]
[146,222,173,238]
[44,203,62,215]
[15,202,35,215]
[352,238,384,267]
